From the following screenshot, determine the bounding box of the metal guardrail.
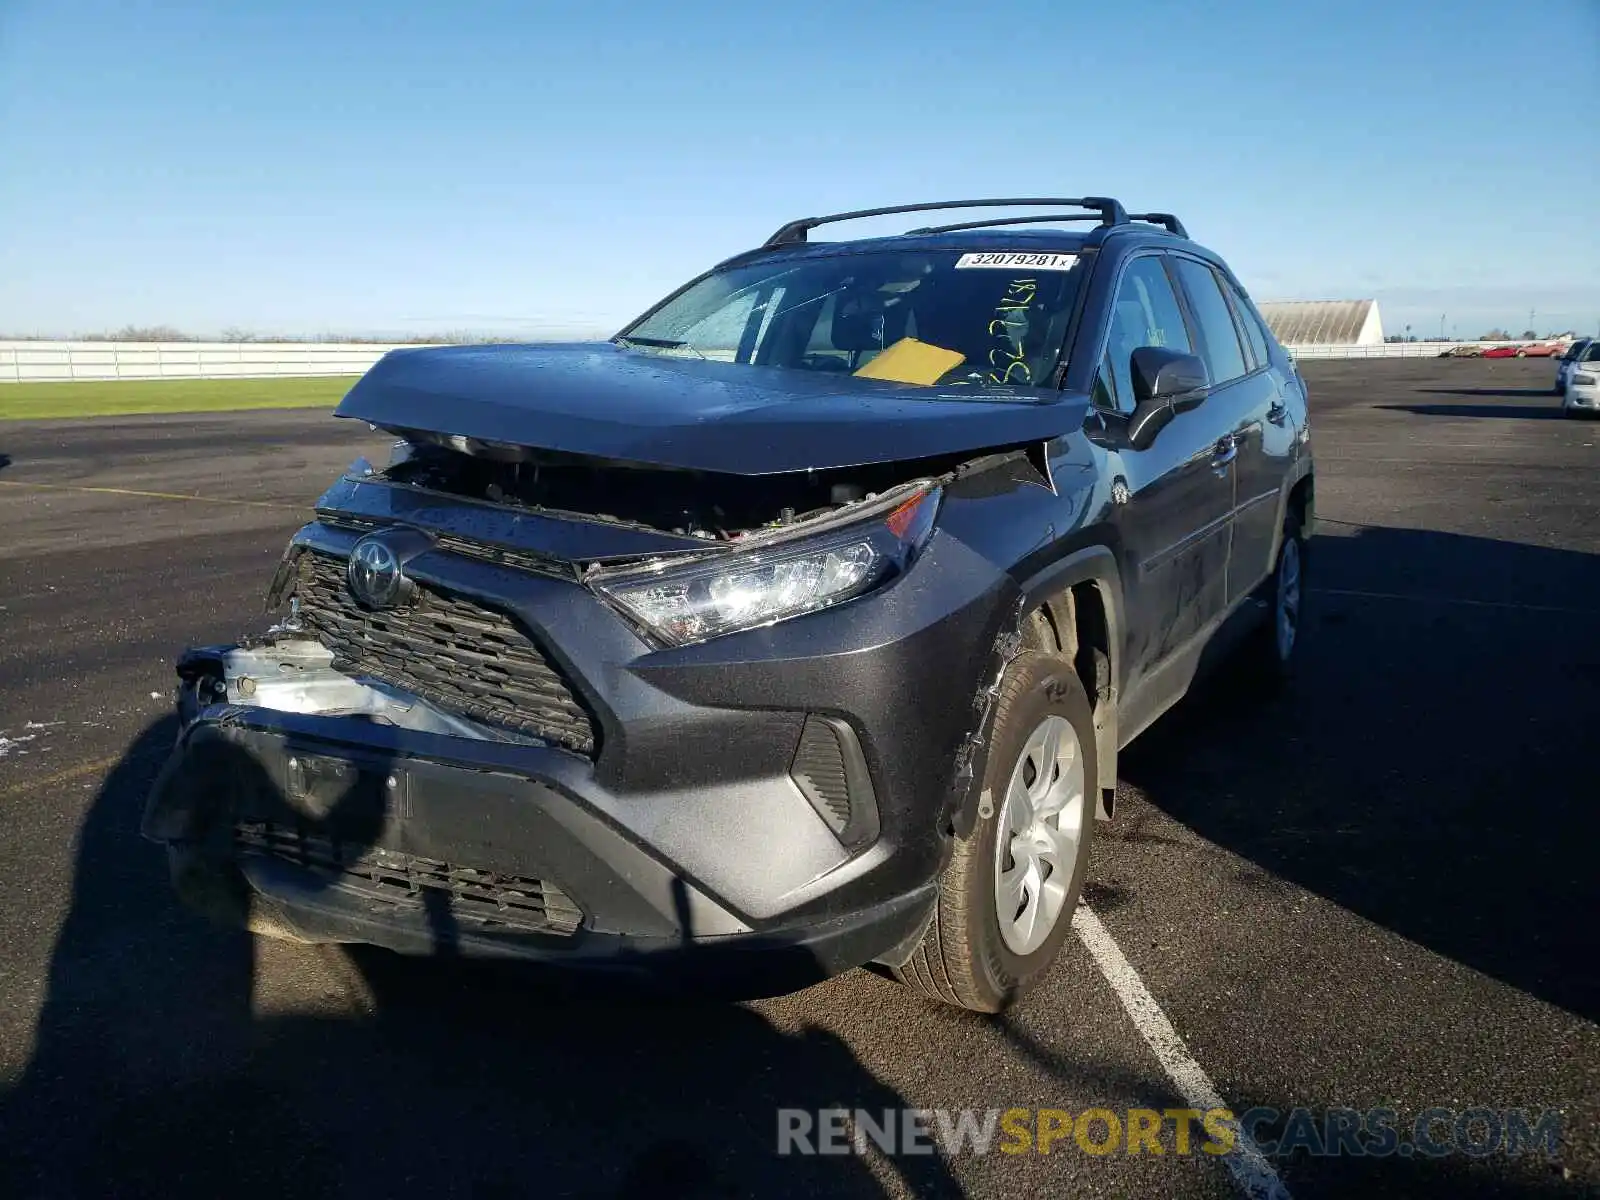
[0,341,439,382]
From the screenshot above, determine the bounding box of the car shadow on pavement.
[1413,387,1561,398]
[1113,525,1600,1196]
[1380,401,1566,418]
[0,717,966,1200]
[1120,523,1600,1026]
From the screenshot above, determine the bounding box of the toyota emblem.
[347,536,406,609]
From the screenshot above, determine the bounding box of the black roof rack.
[1127,212,1189,238]
[763,197,1131,247]
[906,213,1104,236]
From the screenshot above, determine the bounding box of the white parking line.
[1073,905,1292,1200]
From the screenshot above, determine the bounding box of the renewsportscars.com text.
[777,1106,1563,1160]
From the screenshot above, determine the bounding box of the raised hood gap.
[336,342,1090,477]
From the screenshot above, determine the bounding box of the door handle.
[1210,436,1238,471]
[1267,400,1288,425]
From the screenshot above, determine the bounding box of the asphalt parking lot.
[0,357,1596,1200]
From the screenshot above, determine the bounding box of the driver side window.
[1102,256,1192,411]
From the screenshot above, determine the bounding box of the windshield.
[618,248,1085,388]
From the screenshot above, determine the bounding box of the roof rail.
[1127,212,1189,238]
[905,213,1104,236]
[763,197,1130,247]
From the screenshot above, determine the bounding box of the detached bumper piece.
[294,551,597,755]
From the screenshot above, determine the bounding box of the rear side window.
[1228,280,1273,370]
[1585,343,1600,363]
[1104,256,1192,409]
[1171,257,1248,384]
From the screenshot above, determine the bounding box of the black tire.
[1237,508,1306,688]
[893,651,1097,1012]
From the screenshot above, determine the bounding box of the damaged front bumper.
[143,505,1014,992]
[145,712,934,994]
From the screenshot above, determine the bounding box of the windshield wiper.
[613,334,707,360]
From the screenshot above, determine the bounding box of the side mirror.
[1127,347,1210,450]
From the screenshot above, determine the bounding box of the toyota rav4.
[144,197,1314,1012]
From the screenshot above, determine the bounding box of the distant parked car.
[1517,343,1564,358]
[1439,344,1482,357]
[1554,339,1592,394]
[1480,345,1520,359]
[1563,340,1600,417]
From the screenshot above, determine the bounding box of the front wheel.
[893,652,1097,1012]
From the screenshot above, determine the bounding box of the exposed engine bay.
[381,435,1046,542]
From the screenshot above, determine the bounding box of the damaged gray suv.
[144,197,1313,1012]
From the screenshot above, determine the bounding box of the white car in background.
[1555,338,1592,395]
[1564,340,1600,417]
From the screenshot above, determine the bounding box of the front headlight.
[589,484,941,646]
[1573,373,1597,386]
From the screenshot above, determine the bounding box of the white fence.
[1288,342,1454,360]
[1286,341,1563,360]
[0,340,438,383]
[0,337,1558,382]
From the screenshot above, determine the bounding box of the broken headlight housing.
[589,484,941,646]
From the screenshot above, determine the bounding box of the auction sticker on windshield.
[955,252,1078,271]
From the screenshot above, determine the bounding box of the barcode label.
[955,252,1078,271]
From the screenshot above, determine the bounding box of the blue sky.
[1,0,1596,341]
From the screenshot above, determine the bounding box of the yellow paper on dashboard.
[852,338,965,385]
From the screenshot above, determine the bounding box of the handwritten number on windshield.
[986,279,1036,385]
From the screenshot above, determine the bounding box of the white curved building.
[1257,300,1385,347]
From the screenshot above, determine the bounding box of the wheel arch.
[1265,462,1316,568]
[1016,542,1124,817]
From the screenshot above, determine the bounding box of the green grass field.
[0,375,360,420]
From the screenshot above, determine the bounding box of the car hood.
[336,343,1090,474]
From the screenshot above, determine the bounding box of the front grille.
[434,534,576,580]
[294,551,597,755]
[316,515,573,579]
[235,821,584,936]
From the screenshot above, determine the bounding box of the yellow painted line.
[0,479,301,511]
[0,754,123,801]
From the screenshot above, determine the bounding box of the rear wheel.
[893,652,1096,1012]
[1237,509,1305,688]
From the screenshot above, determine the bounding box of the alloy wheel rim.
[993,714,1087,956]
[1276,537,1302,661]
